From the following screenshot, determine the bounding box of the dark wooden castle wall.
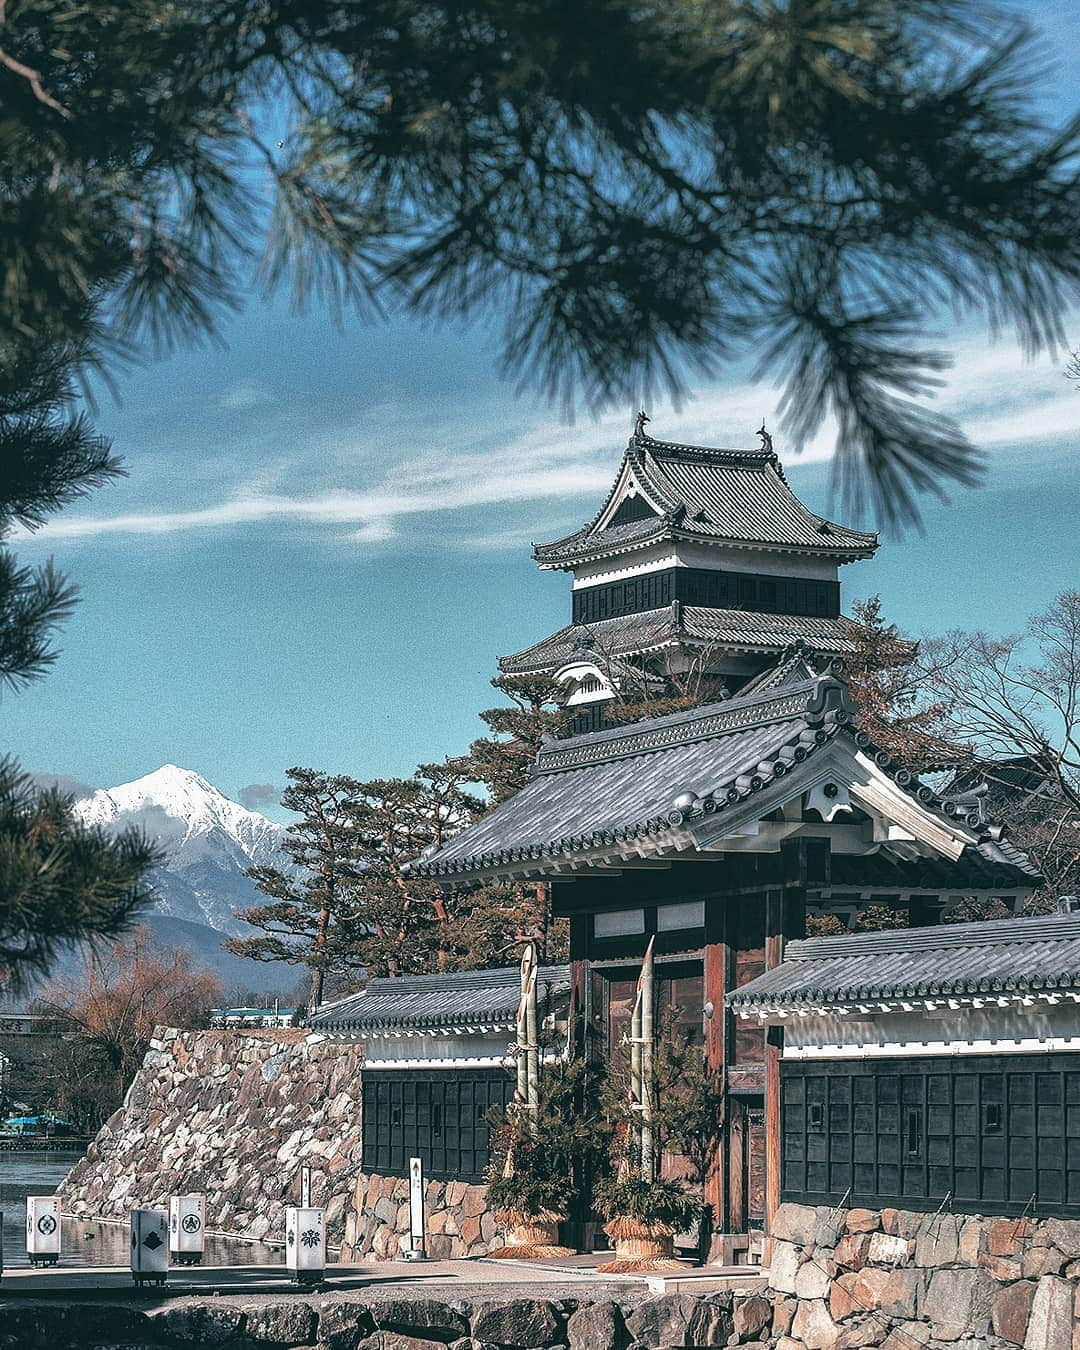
[781,1053,1080,1217]
[571,568,840,625]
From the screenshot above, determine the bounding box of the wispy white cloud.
[23,333,1078,546]
[218,379,274,411]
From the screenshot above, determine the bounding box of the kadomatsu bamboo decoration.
[486,941,573,1259]
[596,937,703,1272]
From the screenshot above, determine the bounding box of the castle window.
[594,908,646,939]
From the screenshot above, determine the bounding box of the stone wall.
[57,1027,365,1245]
[766,1201,1080,1349]
[0,1290,773,1350]
[340,1172,498,1261]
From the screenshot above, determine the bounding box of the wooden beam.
[764,1026,782,1258]
[550,866,625,877]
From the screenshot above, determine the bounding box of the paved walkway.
[0,1257,767,1303]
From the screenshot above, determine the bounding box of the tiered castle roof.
[501,423,877,676]
[533,427,877,569]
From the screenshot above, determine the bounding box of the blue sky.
[9,3,1080,818]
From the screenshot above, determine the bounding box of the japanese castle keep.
[501,414,877,733]
[403,419,1074,1259]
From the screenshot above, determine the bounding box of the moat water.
[1,1151,279,1269]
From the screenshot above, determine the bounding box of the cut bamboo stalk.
[640,936,656,1181]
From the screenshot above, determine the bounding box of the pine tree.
[342,760,554,976]
[0,767,160,993]
[223,768,367,1011]
[0,306,158,990]
[5,1,1080,523]
[467,676,570,805]
[843,595,954,769]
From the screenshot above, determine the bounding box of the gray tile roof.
[499,604,854,675]
[310,964,570,1031]
[534,434,877,568]
[727,914,1080,1011]
[405,671,1038,887]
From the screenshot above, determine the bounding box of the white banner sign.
[409,1157,425,1254]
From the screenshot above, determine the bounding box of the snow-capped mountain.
[74,765,288,936]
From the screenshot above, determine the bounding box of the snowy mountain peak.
[73,766,288,936]
[77,764,279,845]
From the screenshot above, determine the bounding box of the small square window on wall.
[656,901,706,932]
[594,908,646,939]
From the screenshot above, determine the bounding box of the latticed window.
[362,1069,516,1182]
[782,1054,1080,1217]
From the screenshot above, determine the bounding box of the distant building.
[210,1006,294,1028]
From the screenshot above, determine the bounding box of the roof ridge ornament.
[757,420,773,455]
[633,409,651,441]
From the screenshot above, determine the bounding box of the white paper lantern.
[169,1194,205,1265]
[285,1206,325,1284]
[26,1196,61,1266]
[130,1207,169,1285]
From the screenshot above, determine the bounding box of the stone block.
[768,1239,802,1294]
[833,1234,872,1271]
[791,1298,841,1350]
[836,1316,887,1348]
[1040,1218,1080,1259]
[924,1267,995,1341]
[732,1294,772,1342]
[958,1218,987,1265]
[1021,1246,1066,1279]
[567,1300,627,1350]
[867,1232,914,1266]
[315,1296,375,1350]
[1024,1275,1074,1350]
[771,1202,841,1248]
[470,1299,563,1349]
[241,1301,319,1346]
[988,1217,1032,1258]
[914,1214,960,1268]
[830,1267,920,1321]
[795,1259,832,1300]
[623,1293,701,1348]
[880,1320,932,1349]
[845,1208,881,1234]
[153,1303,247,1343]
[444,1181,467,1207]
[372,1299,469,1341]
[772,1295,796,1337]
[992,1280,1036,1347]
[979,1253,1022,1282]
[357,1335,456,1350]
[685,1294,734,1346]
[374,1198,399,1225]
[462,1186,488,1219]
[880,1209,923,1239]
